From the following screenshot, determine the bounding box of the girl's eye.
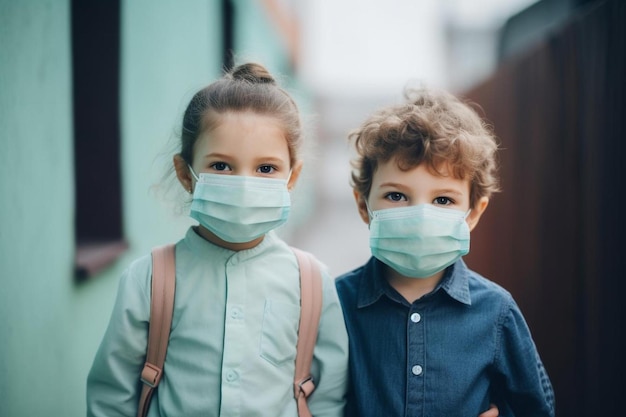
[433,196,453,205]
[385,192,407,202]
[211,162,231,171]
[257,165,276,174]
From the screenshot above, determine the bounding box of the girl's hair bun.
[230,62,276,85]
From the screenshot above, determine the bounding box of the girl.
[86,63,349,416]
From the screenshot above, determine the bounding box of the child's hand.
[478,404,499,417]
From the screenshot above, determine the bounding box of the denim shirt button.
[410,313,421,323]
[411,365,423,376]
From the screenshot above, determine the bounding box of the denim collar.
[356,257,472,307]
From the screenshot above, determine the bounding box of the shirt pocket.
[260,299,300,367]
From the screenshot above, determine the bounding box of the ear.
[173,154,194,194]
[287,160,304,191]
[467,196,489,231]
[354,189,370,224]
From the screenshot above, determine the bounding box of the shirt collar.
[356,258,472,308]
[440,259,472,305]
[184,226,281,261]
[356,257,388,308]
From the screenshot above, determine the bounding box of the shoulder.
[102,251,155,321]
[467,268,512,299]
[118,243,179,298]
[460,269,516,316]
[285,245,329,287]
[465,268,517,316]
[120,252,153,292]
[335,262,369,303]
[335,265,365,287]
[291,247,334,289]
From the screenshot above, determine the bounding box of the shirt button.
[412,365,423,376]
[410,313,421,323]
[225,370,239,382]
[231,307,243,319]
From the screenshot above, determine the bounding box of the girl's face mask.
[189,167,291,243]
[367,203,471,278]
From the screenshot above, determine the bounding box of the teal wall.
[0,1,76,415]
[0,1,304,415]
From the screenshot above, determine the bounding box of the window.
[72,0,127,281]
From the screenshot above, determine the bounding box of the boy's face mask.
[189,168,291,243]
[367,203,471,278]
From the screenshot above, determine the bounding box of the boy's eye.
[433,196,453,205]
[210,162,231,171]
[257,165,276,174]
[385,192,407,202]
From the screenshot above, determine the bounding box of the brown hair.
[179,62,302,167]
[350,87,500,208]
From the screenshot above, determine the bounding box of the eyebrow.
[379,182,408,189]
[202,154,287,166]
[254,156,286,164]
[379,182,464,196]
[202,153,232,160]
[434,188,465,196]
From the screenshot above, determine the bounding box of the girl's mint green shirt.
[87,227,348,416]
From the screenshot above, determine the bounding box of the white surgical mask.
[368,203,471,278]
[189,167,291,243]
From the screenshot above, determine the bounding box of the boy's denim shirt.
[335,257,555,417]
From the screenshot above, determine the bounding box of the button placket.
[408,309,423,379]
[221,255,246,411]
[407,305,425,413]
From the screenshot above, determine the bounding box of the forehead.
[194,111,289,156]
[373,157,470,193]
[209,111,284,137]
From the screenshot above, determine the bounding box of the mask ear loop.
[362,199,369,216]
[187,164,200,194]
[364,199,375,229]
[188,164,200,181]
[286,169,294,191]
[462,208,472,223]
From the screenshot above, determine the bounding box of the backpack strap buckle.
[141,362,163,388]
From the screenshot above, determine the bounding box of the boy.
[335,88,555,417]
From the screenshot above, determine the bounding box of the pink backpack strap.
[291,247,324,417]
[138,244,176,417]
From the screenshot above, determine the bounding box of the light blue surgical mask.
[189,166,291,243]
[367,203,471,278]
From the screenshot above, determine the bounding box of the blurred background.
[1,0,623,415]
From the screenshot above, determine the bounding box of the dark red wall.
[464,1,625,415]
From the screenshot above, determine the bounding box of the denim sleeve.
[494,295,556,417]
[307,266,349,417]
[86,260,151,417]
